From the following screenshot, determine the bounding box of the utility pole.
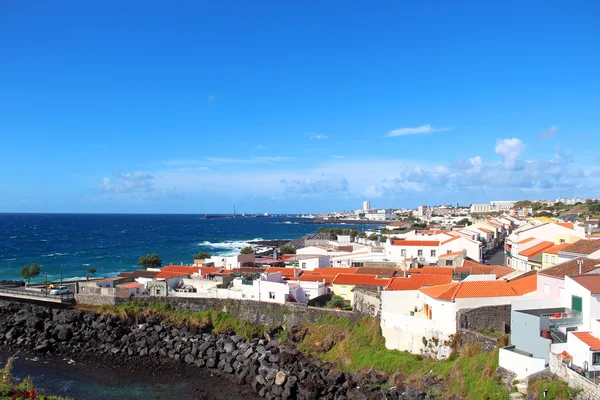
[45,273,48,297]
[60,264,63,285]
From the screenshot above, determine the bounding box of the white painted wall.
[567,332,600,372]
[499,347,547,379]
[297,246,331,256]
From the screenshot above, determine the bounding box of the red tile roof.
[265,267,300,278]
[332,274,390,287]
[420,280,524,301]
[386,275,452,291]
[543,243,571,255]
[517,237,536,244]
[418,267,454,276]
[305,268,357,276]
[441,236,460,245]
[118,282,145,289]
[539,258,600,278]
[571,275,600,294]
[391,240,440,247]
[439,250,465,258]
[288,275,335,285]
[519,241,555,258]
[557,222,575,229]
[508,272,538,295]
[562,239,600,255]
[200,267,225,276]
[155,271,191,279]
[572,332,600,351]
[162,265,201,274]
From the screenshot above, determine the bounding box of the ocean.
[0,213,366,281]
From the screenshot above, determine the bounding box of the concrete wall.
[457,305,511,334]
[549,352,600,400]
[499,346,546,379]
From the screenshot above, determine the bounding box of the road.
[486,246,506,266]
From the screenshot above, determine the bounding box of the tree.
[457,218,470,226]
[326,295,346,309]
[357,232,367,239]
[367,233,379,241]
[280,245,296,255]
[20,263,41,285]
[194,251,211,260]
[513,200,532,209]
[87,267,97,276]
[138,253,162,269]
[240,246,254,255]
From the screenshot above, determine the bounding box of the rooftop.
[118,270,159,279]
[154,271,191,279]
[562,239,600,255]
[519,241,555,258]
[571,275,600,294]
[572,332,600,351]
[439,250,465,258]
[355,267,397,277]
[539,257,600,278]
[265,267,300,278]
[391,240,440,247]
[118,282,145,289]
[543,242,571,255]
[161,265,201,274]
[420,278,535,301]
[517,237,536,245]
[332,274,390,287]
[386,274,452,291]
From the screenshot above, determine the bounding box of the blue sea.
[0,213,366,281]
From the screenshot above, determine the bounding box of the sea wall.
[108,296,365,330]
[0,301,432,400]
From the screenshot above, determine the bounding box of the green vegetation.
[528,376,579,399]
[367,233,379,241]
[193,251,211,260]
[87,267,96,276]
[138,253,162,269]
[279,245,296,255]
[20,263,40,285]
[1,356,71,399]
[78,301,265,339]
[316,227,360,239]
[240,246,254,254]
[457,218,471,226]
[291,316,510,399]
[325,295,346,309]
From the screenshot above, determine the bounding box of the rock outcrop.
[0,302,434,400]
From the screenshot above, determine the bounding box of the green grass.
[292,317,509,399]
[528,377,579,399]
[79,301,265,339]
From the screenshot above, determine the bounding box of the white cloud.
[387,124,452,137]
[101,170,155,193]
[495,138,525,170]
[309,134,329,140]
[468,156,483,173]
[540,125,558,140]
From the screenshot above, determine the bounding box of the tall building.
[363,200,371,212]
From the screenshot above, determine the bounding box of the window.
[431,250,436,257]
[572,295,583,312]
[445,260,453,266]
[544,255,548,263]
[447,250,452,254]
[400,249,406,257]
[507,258,511,266]
[418,250,423,256]
[269,292,276,300]
[301,263,306,269]
[552,256,556,265]
[594,353,600,365]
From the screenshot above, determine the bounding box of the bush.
[194,251,211,259]
[240,246,254,254]
[326,295,346,309]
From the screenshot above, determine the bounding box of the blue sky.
[1,1,599,213]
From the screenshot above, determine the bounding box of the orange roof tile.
[289,275,335,285]
[118,282,145,289]
[572,332,600,351]
[386,275,452,291]
[439,250,465,258]
[571,275,600,294]
[155,271,191,279]
[306,267,357,276]
[441,236,460,245]
[543,243,571,255]
[332,274,390,287]
[162,265,201,274]
[265,267,300,278]
[519,241,555,258]
[517,237,536,244]
[508,272,537,295]
[419,267,454,276]
[478,228,493,234]
[420,280,521,301]
[557,222,574,229]
[391,240,440,247]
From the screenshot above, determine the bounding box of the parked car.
[50,286,69,295]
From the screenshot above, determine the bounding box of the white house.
[208,253,255,270]
[296,245,332,256]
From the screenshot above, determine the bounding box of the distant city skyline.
[1,2,599,214]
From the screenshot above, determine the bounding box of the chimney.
[274,249,279,261]
[578,259,583,275]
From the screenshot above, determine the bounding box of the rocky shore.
[0,301,433,400]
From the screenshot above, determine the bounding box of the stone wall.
[458,329,499,353]
[549,352,600,400]
[76,293,119,306]
[353,288,380,317]
[456,305,511,334]
[111,296,365,330]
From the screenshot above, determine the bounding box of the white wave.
[3,258,16,261]
[9,236,17,239]
[81,263,90,266]
[41,253,55,257]
[198,237,274,255]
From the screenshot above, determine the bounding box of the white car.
[50,286,70,295]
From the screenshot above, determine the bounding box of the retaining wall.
[549,352,600,400]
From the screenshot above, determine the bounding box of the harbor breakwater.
[0,301,433,400]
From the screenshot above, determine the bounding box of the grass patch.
[294,316,509,399]
[528,376,579,399]
[78,301,265,339]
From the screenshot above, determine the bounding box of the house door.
[572,295,583,312]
